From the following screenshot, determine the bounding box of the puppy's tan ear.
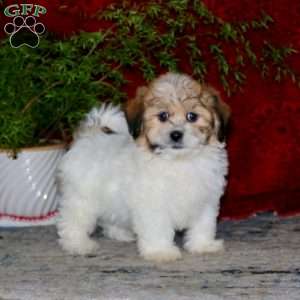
[202,86,231,142]
[123,86,148,138]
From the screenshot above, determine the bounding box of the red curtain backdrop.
[1,1,300,219]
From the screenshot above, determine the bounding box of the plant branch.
[21,81,63,114]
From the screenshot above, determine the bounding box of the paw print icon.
[4,16,45,48]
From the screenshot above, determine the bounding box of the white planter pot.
[0,144,65,227]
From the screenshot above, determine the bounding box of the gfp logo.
[3,4,47,48]
[4,4,47,17]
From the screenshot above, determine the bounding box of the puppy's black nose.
[170,130,183,142]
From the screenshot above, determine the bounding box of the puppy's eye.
[186,112,198,122]
[158,111,169,122]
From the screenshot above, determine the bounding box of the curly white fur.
[57,105,228,262]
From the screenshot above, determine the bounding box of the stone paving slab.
[0,214,299,300]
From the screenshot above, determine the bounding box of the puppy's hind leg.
[133,212,182,262]
[102,225,136,242]
[184,204,224,255]
[57,196,99,256]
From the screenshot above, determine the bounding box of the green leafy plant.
[0,33,126,152]
[99,0,298,92]
[0,0,298,152]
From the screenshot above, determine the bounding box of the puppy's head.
[125,73,230,153]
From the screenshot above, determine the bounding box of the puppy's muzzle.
[170,130,183,143]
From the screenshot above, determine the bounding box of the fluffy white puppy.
[57,72,230,262]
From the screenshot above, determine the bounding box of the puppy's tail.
[75,104,130,139]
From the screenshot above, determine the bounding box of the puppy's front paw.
[185,239,224,255]
[59,237,99,256]
[140,245,182,262]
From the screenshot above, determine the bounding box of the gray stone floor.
[0,213,299,300]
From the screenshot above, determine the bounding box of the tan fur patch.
[101,126,115,134]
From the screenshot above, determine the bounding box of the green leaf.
[220,23,238,41]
